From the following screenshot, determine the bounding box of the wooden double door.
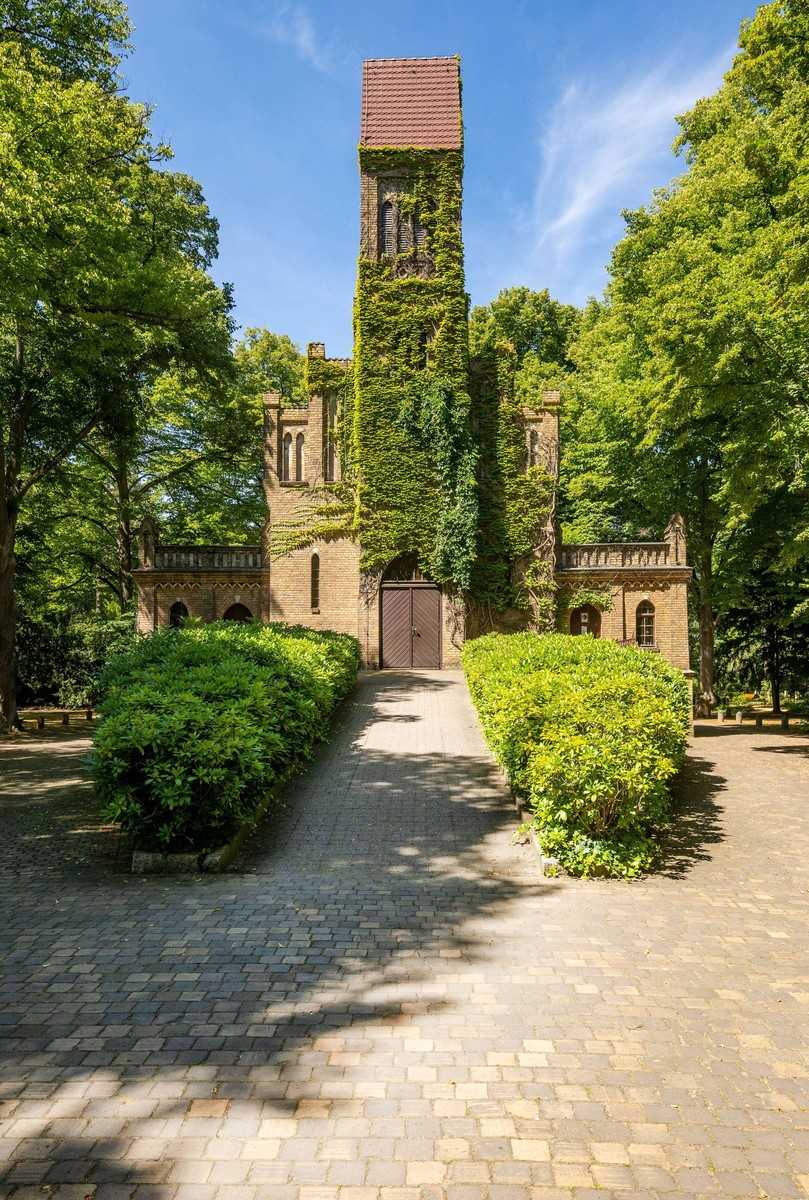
[380,584,442,668]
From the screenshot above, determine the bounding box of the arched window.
[529,430,540,467]
[223,603,252,622]
[310,552,320,611]
[570,605,601,638]
[380,201,395,255]
[414,218,427,250]
[169,600,188,628]
[295,432,305,481]
[382,553,425,582]
[636,601,655,647]
[282,432,292,481]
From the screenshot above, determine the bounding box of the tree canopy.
[558,0,809,711]
[0,0,232,726]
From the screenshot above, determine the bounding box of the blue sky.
[124,0,753,357]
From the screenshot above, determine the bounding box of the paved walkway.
[1,671,808,1199]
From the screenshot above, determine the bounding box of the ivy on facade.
[469,340,557,622]
[557,585,615,615]
[352,147,478,589]
[273,144,560,620]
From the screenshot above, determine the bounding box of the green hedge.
[463,632,690,877]
[91,621,359,854]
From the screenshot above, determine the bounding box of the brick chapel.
[135,57,691,673]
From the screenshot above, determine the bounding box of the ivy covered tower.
[354,57,477,593]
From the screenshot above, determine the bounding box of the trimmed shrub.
[91,621,359,854]
[463,632,690,877]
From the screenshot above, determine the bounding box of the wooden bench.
[752,713,791,731]
[20,708,94,731]
[717,711,792,730]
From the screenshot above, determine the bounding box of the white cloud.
[260,2,333,73]
[472,44,736,307]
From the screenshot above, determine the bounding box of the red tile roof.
[360,57,462,150]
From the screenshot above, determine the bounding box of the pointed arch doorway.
[380,555,442,668]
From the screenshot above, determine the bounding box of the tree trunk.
[766,624,782,715]
[696,549,717,717]
[0,507,18,732]
[115,446,134,612]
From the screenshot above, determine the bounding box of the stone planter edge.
[511,790,561,878]
[130,781,283,875]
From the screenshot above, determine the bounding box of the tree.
[234,327,305,404]
[715,493,809,712]
[580,0,809,712]
[557,301,652,544]
[55,367,261,610]
[0,13,232,728]
[0,0,130,87]
[718,567,809,713]
[470,287,578,368]
[559,302,726,709]
[608,0,809,520]
[14,323,304,643]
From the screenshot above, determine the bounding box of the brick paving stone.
[2,673,809,1199]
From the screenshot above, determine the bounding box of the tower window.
[397,212,412,253]
[636,601,655,647]
[282,432,292,480]
[310,553,320,611]
[415,219,427,249]
[295,432,305,481]
[529,430,540,467]
[380,201,395,255]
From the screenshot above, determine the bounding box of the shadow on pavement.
[658,749,727,879]
[0,670,553,1193]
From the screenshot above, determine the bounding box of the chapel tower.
[353,57,472,590]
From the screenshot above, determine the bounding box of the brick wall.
[556,575,692,672]
[270,539,363,636]
[134,572,271,633]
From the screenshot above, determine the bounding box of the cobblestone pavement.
[1,671,808,1200]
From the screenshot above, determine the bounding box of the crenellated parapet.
[560,541,680,571]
